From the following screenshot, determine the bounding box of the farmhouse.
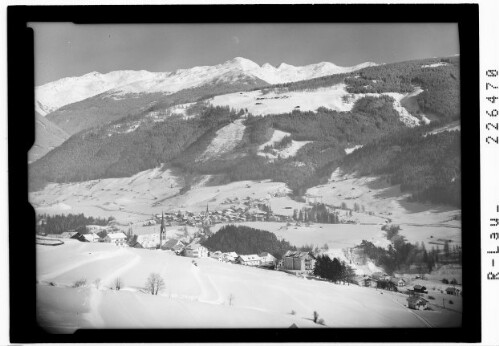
[104,232,127,246]
[407,296,428,310]
[445,287,461,296]
[82,233,101,242]
[283,251,316,272]
[209,251,224,261]
[60,231,78,239]
[222,252,238,262]
[183,243,208,258]
[413,285,428,294]
[259,252,277,266]
[236,254,261,266]
[397,278,407,287]
[365,278,378,288]
[161,238,185,253]
[70,232,89,242]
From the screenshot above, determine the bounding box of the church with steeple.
[202,204,212,233]
[159,211,166,248]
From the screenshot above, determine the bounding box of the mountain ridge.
[36,57,378,116]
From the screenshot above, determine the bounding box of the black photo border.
[8,3,481,343]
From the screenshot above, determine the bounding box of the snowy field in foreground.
[36,241,461,332]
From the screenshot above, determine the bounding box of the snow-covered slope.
[36,240,460,332]
[210,83,357,116]
[35,70,157,115]
[36,57,377,115]
[28,112,70,163]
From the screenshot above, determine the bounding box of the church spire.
[159,211,165,248]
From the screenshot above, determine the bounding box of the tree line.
[313,255,356,284]
[36,213,112,235]
[201,224,297,260]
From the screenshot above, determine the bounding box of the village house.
[236,254,261,266]
[104,232,127,246]
[445,287,461,296]
[61,231,78,239]
[283,251,316,272]
[222,252,238,262]
[161,238,186,253]
[259,252,277,267]
[70,232,89,242]
[413,285,428,294]
[136,234,160,249]
[183,243,208,258]
[209,251,223,261]
[365,277,378,288]
[407,296,428,310]
[397,278,407,287]
[82,233,101,242]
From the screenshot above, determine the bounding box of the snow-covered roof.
[238,254,261,262]
[185,243,207,250]
[283,250,314,259]
[106,232,127,239]
[83,233,100,241]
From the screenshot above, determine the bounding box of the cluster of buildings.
[154,200,291,228]
[45,229,128,246]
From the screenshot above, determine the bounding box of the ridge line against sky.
[30,23,459,86]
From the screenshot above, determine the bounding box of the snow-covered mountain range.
[35,57,377,116]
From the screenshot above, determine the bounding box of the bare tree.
[313,311,319,323]
[114,277,123,291]
[145,273,165,295]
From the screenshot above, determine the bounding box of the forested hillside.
[341,128,461,206]
[29,106,241,190]
[344,56,460,119]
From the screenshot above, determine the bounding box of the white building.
[183,243,208,258]
[82,233,101,242]
[259,252,277,266]
[209,251,223,261]
[104,232,127,246]
[222,252,238,262]
[236,254,261,266]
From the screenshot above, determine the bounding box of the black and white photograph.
[5,3,486,343]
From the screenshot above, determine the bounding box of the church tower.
[159,211,165,248]
[202,204,212,231]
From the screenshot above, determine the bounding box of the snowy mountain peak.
[278,62,294,70]
[36,57,379,116]
[224,57,260,70]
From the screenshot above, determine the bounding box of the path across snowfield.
[36,240,461,332]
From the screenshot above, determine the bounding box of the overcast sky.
[30,23,459,86]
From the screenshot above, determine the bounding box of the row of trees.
[36,213,112,235]
[358,225,461,275]
[313,255,356,284]
[292,204,340,224]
